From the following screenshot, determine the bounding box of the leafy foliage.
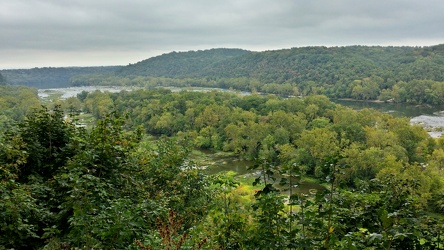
[6,45,444,105]
[118,48,250,77]
[0,108,212,249]
[92,44,444,105]
[0,85,41,133]
[2,89,444,249]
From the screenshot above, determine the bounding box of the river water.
[198,152,325,194]
[37,86,139,99]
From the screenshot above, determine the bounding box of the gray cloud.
[1,0,443,68]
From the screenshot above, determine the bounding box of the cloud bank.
[1,0,443,68]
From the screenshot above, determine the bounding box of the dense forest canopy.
[83,45,444,105]
[0,85,41,132]
[4,45,444,104]
[1,85,444,249]
[117,48,251,77]
[116,46,444,81]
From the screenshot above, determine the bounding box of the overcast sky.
[1,0,443,69]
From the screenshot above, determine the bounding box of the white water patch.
[38,86,250,101]
[38,86,141,100]
[410,114,444,138]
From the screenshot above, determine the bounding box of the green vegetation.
[0,107,211,249]
[72,45,444,105]
[2,88,444,249]
[0,85,41,133]
[2,44,444,248]
[5,45,444,104]
[118,48,250,77]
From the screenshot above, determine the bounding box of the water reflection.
[38,86,140,100]
[202,155,254,176]
[198,151,325,193]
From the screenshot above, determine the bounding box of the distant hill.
[1,66,122,88]
[117,45,444,84]
[4,45,444,104]
[117,48,251,77]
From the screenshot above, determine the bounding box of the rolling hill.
[1,66,121,88]
[3,45,444,104]
[117,45,444,85]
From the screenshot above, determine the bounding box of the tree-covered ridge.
[117,48,251,77]
[5,45,444,104]
[93,44,444,105]
[0,66,121,88]
[117,45,444,83]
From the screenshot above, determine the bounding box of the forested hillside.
[205,45,444,83]
[0,66,121,88]
[107,45,444,105]
[4,45,444,104]
[117,45,444,83]
[118,48,251,77]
